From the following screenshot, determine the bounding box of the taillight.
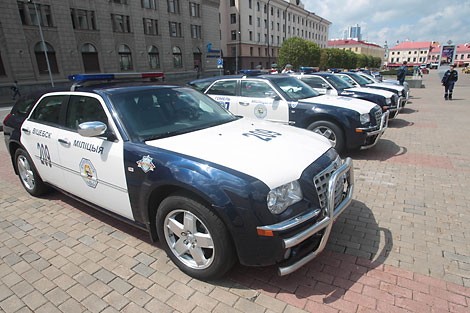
[3,113,11,125]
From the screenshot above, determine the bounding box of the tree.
[278,37,311,70]
[343,50,358,70]
[356,54,367,68]
[319,49,328,70]
[306,41,321,67]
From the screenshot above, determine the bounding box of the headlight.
[360,113,370,125]
[386,98,391,105]
[267,180,303,214]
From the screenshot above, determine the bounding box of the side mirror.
[265,90,280,100]
[78,121,107,137]
[321,83,332,90]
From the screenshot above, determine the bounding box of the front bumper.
[356,111,389,150]
[257,157,354,276]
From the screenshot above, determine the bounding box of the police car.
[336,72,407,109]
[3,73,354,279]
[290,70,400,119]
[356,71,410,102]
[190,71,389,152]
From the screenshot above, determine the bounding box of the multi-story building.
[427,43,470,67]
[220,0,331,72]
[0,0,220,93]
[387,41,433,67]
[327,39,385,61]
[342,24,361,41]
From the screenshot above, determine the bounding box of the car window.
[12,95,40,117]
[346,73,369,86]
[338,75,356,85]
[206,80,237,96]
[241,80,274,98]
[322,74,354,89]
[269,76,319,100]
[30,95,67,126]
[66,96,109,130]
[189,81,213,92]
[358,74,375,84]
[109,87,236,141]
[301,76,326,88]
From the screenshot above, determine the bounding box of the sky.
[304,0,470,48]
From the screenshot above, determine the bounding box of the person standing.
[397,61,408,85]
[281,64,293,73]
[441,64,458,100]
[11,80,21,100]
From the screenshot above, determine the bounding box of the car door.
[238,79,289,124]
[54,93,134,220]
[20,94,67,187]
[205,80,239,115]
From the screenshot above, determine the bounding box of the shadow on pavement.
[347,139,407,162]
[226,200,393,307]
[388,118,414,128]
[400,107,417,114]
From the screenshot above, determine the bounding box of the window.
[168,0,180,13]
[301,76,326,88]
[277,23,279,31]
[264,19,267,28]
[169,22,182,37]
[148,46,160,69]
[118,44,132,70]
[256,2,259,11]
[241,81,274,98]
[18,2,26,25]
[172,46,182,67]
[230,13,236,24]
[231,47,236,56]
[34,42,59,74]
[249,31,252,40]
[0,53,5,76]
[191,25,201,39]
[207,80,237,96]
[112,14,131,33]
[31,96,68,126]
[257,17,260,27]
[81,43,100,73]
[143,18,158,35]
[189,2,200,17]
[250,47,253,56]
[142,0,157,9]
[193,48,202,68]
[392,51,395,55]
[231,30,236,40]
[257,33,260,42]
[230,0,235,6]
[258,47,261,56]
[277,9,279,18]
[71,9,97,30]
[263,4,266,13]
[66,96,108,131]
[391,58,394,62]
[23,2,53,27]
[414,51,417,54]
[112,0,127,3]
[271,7,273,15]
[249,15,252,25]
[249,0,252,8]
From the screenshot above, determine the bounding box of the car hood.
[300,95,375,114]
[145,118,333,189]
[346,87,394,98]
[367,83,404,92]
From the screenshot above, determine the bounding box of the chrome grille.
[375,110,381,126]
[313,157,345,211]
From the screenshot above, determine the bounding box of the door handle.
[58,138,70,146]
[21,128,30,134]
[239,102,249,106]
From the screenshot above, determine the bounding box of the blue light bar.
[240,70,261,76]
[299,67,314,73]
[68,72,165,82]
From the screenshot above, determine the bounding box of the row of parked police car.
[2,69,408,280]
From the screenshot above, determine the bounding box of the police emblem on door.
[79,158,98,188]
[254,104,267,119]
[137,155,155,173]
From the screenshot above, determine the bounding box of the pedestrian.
[397,61,408,85]
[195,64,201,79]
[363,66,371,75]
[281,64,293,73]
[441,64,458,100]
[11,80,21,100]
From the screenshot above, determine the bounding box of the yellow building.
[328,39,385,61]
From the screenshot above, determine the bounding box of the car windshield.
[108,87,237,141]
[346,73,370,86]
[270,76,319,99]
[358,73,376,84]
[188,80,213,92]
[322,74,354,89]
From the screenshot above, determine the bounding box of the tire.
[156,193,235,280]
[15,148,49,196]
[307,120,345,153]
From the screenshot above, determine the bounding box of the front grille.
[313,157,344,211]
[392,94,399,107]
[375,110,381,126]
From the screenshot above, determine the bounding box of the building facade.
[0,0,221,91]
[387,41,434,67]
[327,39,385,61]
[342,24,361,41]
[220,0,331,72]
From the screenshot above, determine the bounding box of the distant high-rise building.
[343,24,361,41]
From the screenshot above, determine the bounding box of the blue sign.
[206,42,221,54]
[217,58,223,69]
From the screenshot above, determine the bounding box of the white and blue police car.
[190,71,389,152]
[290,70,400,119]
[3,73,353,279]
[356,71,410,102]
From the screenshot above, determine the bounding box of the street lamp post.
[29,0,54,87]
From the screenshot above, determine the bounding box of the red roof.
[390,41,432,50]
[457,44,470,52]
[328,39,383,49]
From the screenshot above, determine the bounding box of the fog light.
[284,248,291,260]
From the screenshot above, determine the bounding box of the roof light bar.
[299,67,314,73]
[240,70,261,76]
[68,72,165,82]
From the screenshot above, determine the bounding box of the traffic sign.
[217,58,223,69]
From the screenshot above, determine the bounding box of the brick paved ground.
[1,72,470,312]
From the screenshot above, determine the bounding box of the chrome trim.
[358,111,389,150]
[257,209,321,232]
[278,158,354,276]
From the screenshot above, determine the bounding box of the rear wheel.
[307,120,345,153]
[15,148,49,196]
[156,193,235,280]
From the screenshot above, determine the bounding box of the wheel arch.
[9,141,25,175]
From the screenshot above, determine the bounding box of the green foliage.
[278,37,311,70]
[306,41,321,67]
[356,54,367,68]
[343,50,358,70]
[319,49,328,70]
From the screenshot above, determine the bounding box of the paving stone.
[132,263,156,278]
[103,291,129,310]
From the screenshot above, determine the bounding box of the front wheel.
[156,193,235,280]
[307,120,345,153]
[15,148,49,196]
